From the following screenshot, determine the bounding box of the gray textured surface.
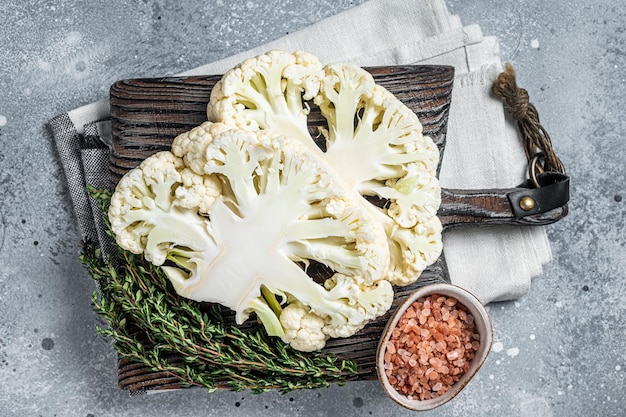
[0,0,624,416]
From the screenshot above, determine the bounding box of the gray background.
[0,0,624,416]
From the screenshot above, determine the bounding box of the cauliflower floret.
[280,301,329,352]
[322,273,393,338]
[171,121,232,175]
[386,216,444,286]
[208,49,324,149]
[374,164,441,229]
[108,151,221,263]
[175,168,222,215]
[279,273,393,351]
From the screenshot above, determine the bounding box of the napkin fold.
[48,0,552,304]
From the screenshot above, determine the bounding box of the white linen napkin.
[49,0,552,304]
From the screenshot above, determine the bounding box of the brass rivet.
[519,196,536,211]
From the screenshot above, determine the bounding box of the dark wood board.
[108,65,566,392]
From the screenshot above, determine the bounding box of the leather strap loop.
[508,172,570,219]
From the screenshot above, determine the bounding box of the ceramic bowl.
[376,283,493,411]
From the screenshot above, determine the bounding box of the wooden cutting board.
[108,65,565,392]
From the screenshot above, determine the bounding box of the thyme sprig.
[81,188,358,393]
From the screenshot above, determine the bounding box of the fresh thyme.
[80,187,358,393]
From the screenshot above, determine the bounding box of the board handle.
[438,172,569,230]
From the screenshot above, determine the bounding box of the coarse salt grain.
[383,294,480,401]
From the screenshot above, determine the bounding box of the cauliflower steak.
[109,127,392,352]
[207,50,443,286]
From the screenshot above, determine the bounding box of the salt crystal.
[429,357,442,367]
[444,297,457,306]
[446,350,459,361]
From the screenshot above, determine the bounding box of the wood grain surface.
[108,65,565,392]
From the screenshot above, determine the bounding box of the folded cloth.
[48,0,552,304]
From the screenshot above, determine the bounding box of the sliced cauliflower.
[108,128,392,352]
[206,50,443,286]
[317,64,441,227]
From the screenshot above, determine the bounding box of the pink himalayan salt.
[383,294,480,401]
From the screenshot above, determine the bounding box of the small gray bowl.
[376,283,493,411]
